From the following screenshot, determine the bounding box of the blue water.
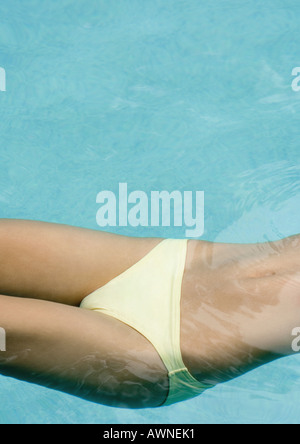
[0,0,300,424]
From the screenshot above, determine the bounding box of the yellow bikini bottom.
[80,238,213,406]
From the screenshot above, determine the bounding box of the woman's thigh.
[0,294,169,408]
[0,219,161,306]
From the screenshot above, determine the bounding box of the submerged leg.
[0,294,169,408]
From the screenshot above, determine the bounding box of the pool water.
[0,0,300,424]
